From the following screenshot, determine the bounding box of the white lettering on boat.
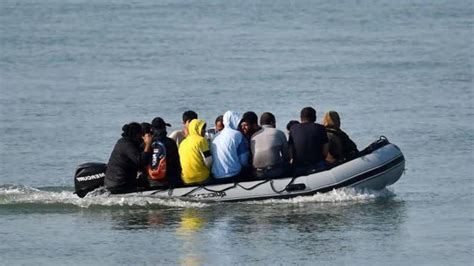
[189,191,227,199]
[76,173,105,182]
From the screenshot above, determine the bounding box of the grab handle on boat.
[286,183,306,192]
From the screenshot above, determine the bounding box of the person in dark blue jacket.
[288,107,329,176]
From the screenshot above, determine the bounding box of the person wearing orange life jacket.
[148,117,181,188]
[179,119,212,185]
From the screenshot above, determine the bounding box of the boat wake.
[250,187,396,205]
[0,184,395,209]
[0,184,206,209]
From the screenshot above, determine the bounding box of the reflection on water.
[177,208,206,235]
[105,207,208,265]
[218,198,408,261]
[99,197,406,265]
[176,208,207,266]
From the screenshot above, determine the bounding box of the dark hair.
[260,112,275,126]
[182,110,198,123]
[141,122,152,135]
[215,115,223,124]
[286,120,300,131]
[300,107,316,122]
[121,122,142,138]
[241,111,258,125]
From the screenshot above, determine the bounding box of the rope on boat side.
[269,177,296,194]
[181,176,298,197]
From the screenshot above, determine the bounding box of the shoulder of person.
[119,137,134,146]
[164,137,179,148]
[275,128,286,136]
[168,129,183,138]
[251,127,266,138]
[198,136,210,147]
[165,136,175,142]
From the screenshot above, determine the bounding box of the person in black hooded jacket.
[105,122,152,194]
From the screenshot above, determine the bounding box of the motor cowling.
[74,162,107,198]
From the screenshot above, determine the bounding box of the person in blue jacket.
[211,111,249,183]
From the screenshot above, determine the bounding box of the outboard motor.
[74,162,107,198]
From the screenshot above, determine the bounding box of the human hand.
[143,133,152,151]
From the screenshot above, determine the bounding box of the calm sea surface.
[1,0,473,265]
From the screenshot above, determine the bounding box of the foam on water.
[0,184,206,209]
[0,184,395,209]
[248,187,396,205]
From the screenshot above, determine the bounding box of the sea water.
[0,0,472,265]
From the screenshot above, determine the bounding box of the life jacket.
[147,139,167,180]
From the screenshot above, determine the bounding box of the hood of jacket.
[223,111,242,131]
[188,119,206,137]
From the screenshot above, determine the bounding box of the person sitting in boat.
[211,111,250,183]
[205,115,224,142]
[215,115,224,132]
[105,122,152,194]
[239,111,261,142]
[250,112,289,179]
[169,110,198,147]
[141,122,152,136]
[179,119,213,185]
[286,120,299,136]
[288,107,329,176]
[322,111,358,165]
[239,111,260,169]
[148,117,182,188]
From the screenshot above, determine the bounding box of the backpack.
[147,140,167,180]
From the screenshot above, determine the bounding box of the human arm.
[288,133,294,164]
[325,151,336,164]
[322,143,329,159]
[142,133,152,152]
[123,140,152,169]
[168,130,184,146]
[321,127,329,160]
[237,136,249,166]
[199,139,213,168]
[279,131,290,163]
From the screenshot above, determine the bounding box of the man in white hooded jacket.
[211,111,249,183]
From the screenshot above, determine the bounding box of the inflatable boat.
[74,137,405,202]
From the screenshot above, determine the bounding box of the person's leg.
[136,172,150,190]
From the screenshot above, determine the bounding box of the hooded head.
[223,111,242,130]
[188,119,207,137]
[121,122,142,146]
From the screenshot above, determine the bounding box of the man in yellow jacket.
[178,119,212,185]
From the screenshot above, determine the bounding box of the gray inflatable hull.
[120,143,405,202]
